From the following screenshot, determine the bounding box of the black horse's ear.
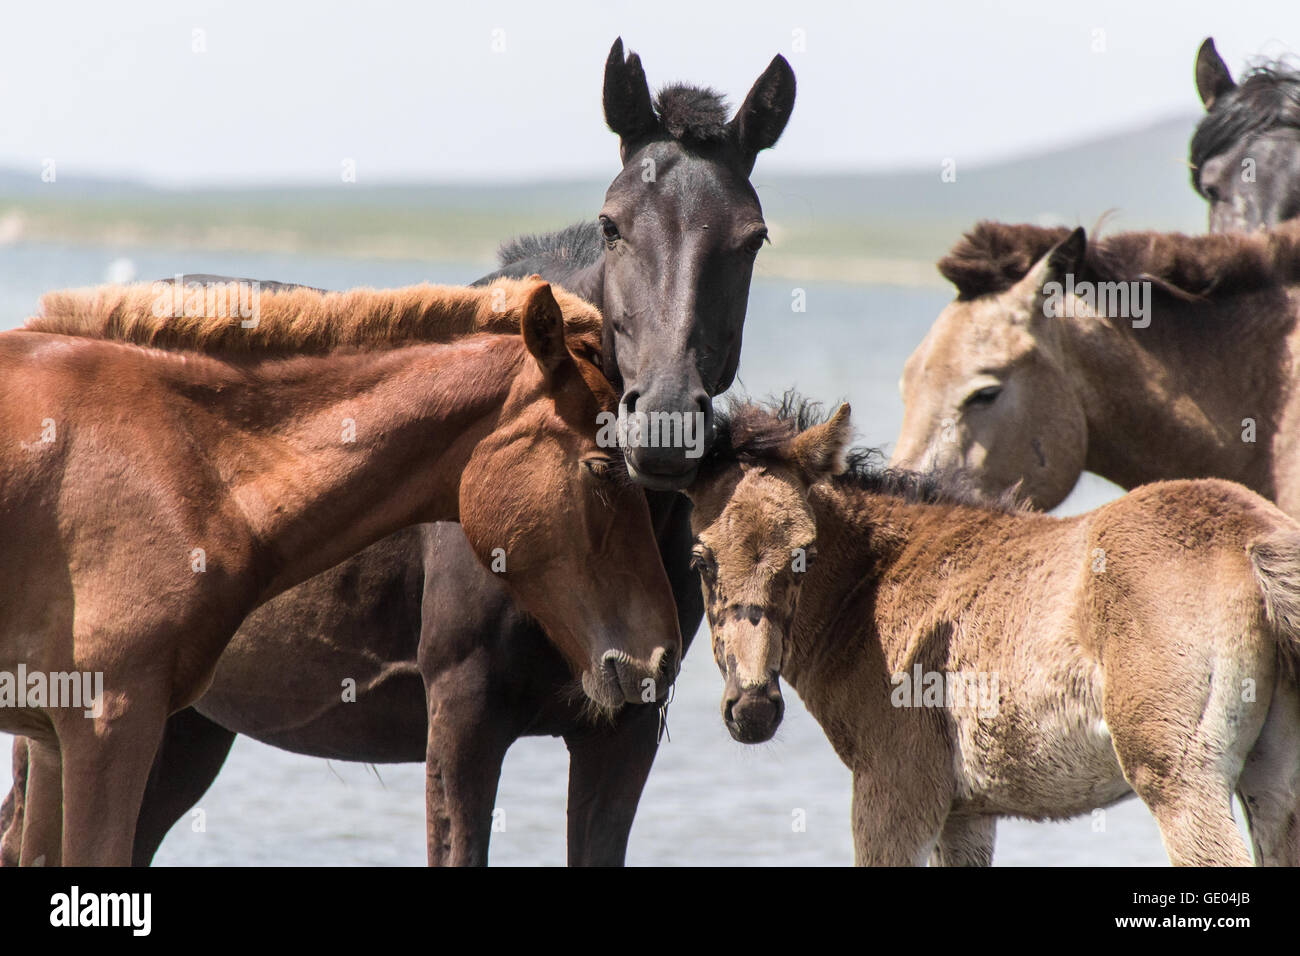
[1196,37,1236,110]
[603,38,658,156]
[730,54,796,173]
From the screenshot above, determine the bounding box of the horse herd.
[2,36,1300,867]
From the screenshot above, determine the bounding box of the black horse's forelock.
[652,84,732,143]
[1190,61,1300,193]
[705,391,1013,511]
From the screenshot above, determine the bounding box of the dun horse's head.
[686,402,851,743]
[1191,38,1300,233]
[597,38,795,489]
[892,227,1088,510]
[459,279,682,711]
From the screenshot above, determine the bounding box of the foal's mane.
[1190,59,1300,194]
[26,278,603,354]
[705,392,1011,511]
[937,219,1300,302]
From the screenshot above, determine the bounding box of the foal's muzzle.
[722,678,784,744]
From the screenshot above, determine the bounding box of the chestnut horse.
[892,220,1300,513]
[0,278,680,865]
[687,397,1300,866]
[6,37,795,867]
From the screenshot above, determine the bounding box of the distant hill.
[0,114,1208,286]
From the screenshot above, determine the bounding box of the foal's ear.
[791,404,852,484]
[604,37,658,157]
[1195,37,1236,110]
[730,55,797,173]
[520,282,570,381]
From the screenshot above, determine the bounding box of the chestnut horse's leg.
[57,699,168,866]
[132,707,237,866]
[563,703,661,866]
[18,737,62,866]
[0,737,28,866]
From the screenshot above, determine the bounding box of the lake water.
[0,240,1191,865]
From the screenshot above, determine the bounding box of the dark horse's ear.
[603,38,658,158]
[520,281,571,382]
[730,54,797,174]
[1196,37,1236,110]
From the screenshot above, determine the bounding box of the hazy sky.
[2,0,1298,185]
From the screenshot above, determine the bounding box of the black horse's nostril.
[621,389,641,413]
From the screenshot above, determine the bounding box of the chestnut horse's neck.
[1057,290,1300,503]
[152,334,529,600]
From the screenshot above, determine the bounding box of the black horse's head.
[596,38,795,489]
[1191,38,1300,233]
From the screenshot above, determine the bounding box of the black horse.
[0,38,795,866]
[1191,37,1300,232]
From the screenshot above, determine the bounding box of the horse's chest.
[949,689,1132,818]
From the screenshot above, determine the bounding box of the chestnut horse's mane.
[26,277,603,354]
[938,219,1300,302]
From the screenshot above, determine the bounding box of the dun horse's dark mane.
[1190,60,1300,194]
[937,219,1300,303]
[497,221,605,273]
[706,392,1014,512]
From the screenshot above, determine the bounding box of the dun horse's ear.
[1195,37,1236,110]
[1022,226,1087,301]
[731,55,797,173]
[791,404,852,483]
[520,282,570,381]
[604,37,658,157]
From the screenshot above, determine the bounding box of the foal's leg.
[132,708,238,866]
[929,813,996,867]
[564,702,661,866]
[851,769,950,866]
[1236,677,1300,866]
[0,737,29,866]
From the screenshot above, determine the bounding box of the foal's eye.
[690,546,717,579]
[963,385,1002,408]
[599,216,621,243]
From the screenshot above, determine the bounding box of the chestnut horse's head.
[686,400,851,743]
[458,280,682,712]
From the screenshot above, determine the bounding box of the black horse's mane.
[1190,60,1300,194]
[704,392,1015,512]
[495,83,732,274]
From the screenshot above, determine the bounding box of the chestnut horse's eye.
[582,456,621,481]
[599,216,621,244]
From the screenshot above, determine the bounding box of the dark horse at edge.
[0,38,796,866]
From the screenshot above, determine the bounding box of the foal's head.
[686,402,851,743]
[460,280,682,710]
[1191,38,1300,232]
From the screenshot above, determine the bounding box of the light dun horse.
[0,277,681,866]
[688,398,1300,866]
[892,220,1300,514]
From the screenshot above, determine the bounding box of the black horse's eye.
[963,385,1002,408]
[742,228,769,256]
[600,216,621,243]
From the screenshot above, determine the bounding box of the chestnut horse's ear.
[1196,37,1236,110]
[790,404,851,484]
[604,37,658,157]
[730,55,796,174]
[520,282,570,381]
